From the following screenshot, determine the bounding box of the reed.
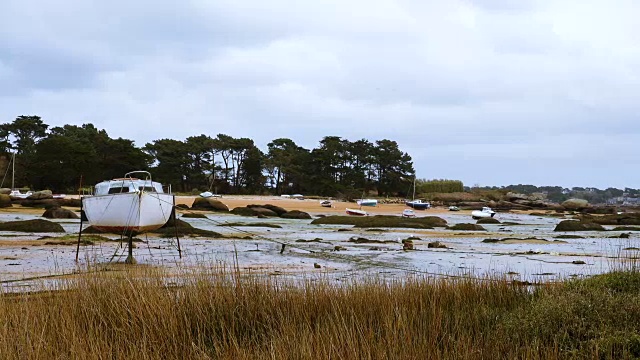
[1,266,639,359]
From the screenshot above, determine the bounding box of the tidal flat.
[0,204,638,291]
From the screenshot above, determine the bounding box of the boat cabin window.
[138,186,156,192]
[108,187,132,194]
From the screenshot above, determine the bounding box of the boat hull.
[356,200,377,207]
[82,192,174,233]
[402,209,416,218]
[405,201,430,210]
[471,211,495,219]
[345,208,367,216]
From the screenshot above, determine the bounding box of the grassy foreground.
[1,267,640,359]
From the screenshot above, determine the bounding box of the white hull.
[345,208,367,216]
[82,192,174,233]
[402,209,416,218]
[471,210,496,219]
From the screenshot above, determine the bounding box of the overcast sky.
[1,1,638,189]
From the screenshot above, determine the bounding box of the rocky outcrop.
[248,204,287,216]
[561,198,590,211]
[191,198,229,212]
[0,188,11,195]
[42,206,79,219]
[0,219,65,233]
[554,220,604,232]
[0,194,11,208]
[477,217,500,224]
[280,210,312,219]
[230,206,278,217]
[26,190,53,200]
[448,223,486,231]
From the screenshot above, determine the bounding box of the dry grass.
[1,266,639,359]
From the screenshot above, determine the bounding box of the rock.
[448,223,486,231]
[18,199,59,208]
[428,241,448,249]
[280,210,312,219]
[230,206,277,217]
[553,220,604,232]
[0,219,65,233]
[191,198,229,212]
[175,204,189,209]
[0,188,11,195]
[26,190,53,200]
[334,245,346,251]
[0,194,11,208]
[314,263,321,269]
[42,206,79,219]
[476,217,500,224]
[572,260,586,265]
[248,204,287,216]
[561,198,590,211]
[57,198,82,207]
[402,239,414,250]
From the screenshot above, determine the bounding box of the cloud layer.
[1,0,638,188]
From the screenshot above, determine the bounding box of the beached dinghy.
[82,171,174,234]
[320,200,332,207]
[345,208,367,216]
[471,207,496,220]
[402,209,416,218]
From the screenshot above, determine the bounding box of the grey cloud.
[1,0,639,188]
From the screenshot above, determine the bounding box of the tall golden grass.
[1,266,639,359]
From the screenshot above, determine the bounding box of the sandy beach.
[175,195,461,216]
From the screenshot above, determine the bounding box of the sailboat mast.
[412,177,416,201]
[11,152,15,191]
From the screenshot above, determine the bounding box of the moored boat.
[345,208,367,216]
[81,171,174,234]
[402,209,416,218]
[471,207,496,219]
[405,199,431,210]
[320,200,332,207]
[449,206,460,211]
[356,199,378,207]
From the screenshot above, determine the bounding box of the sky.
[0,0,638,189]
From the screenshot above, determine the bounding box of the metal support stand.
[173,196,182,259]
[75,197,84,262]
[125,234,137,264]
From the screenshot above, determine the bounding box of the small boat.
[405,199,431,210]
[320,200,332,208]
[52,194,67,199]
[345,208,367,216]
[82,171,174,234]
[356,199,378,207]
[448,206,460,211]
[402,209,416,218]
[199,191,214,198]
[471,207,496,219]
[9,189,33,199]
[292,194,304,200]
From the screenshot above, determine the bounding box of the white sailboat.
[81,171,174,234]
[7,153,32,199]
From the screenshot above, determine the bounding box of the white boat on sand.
[320,200,332,208]
[402,209,416,218]
[346,208,367,216]
[471,207,496,219]
[81,171,174,234]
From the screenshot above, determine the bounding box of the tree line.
[0,116,416,197]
